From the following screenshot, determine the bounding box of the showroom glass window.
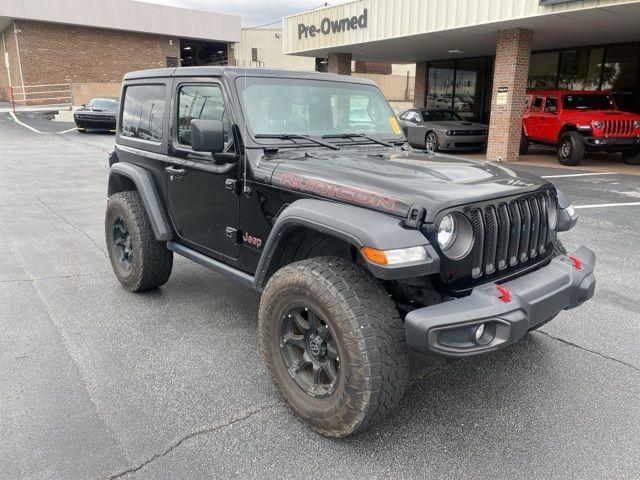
[427,61,455,111]
[558,47,604,90]
[528,52,560,90]
[177,85,229,146]
[601,44,640,113]
[120,85,165,141]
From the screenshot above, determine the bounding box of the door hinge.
[225,227,241,244]
[225,179,239,195]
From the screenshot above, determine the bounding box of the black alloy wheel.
[112,216,133,270]
[279,305,340,397]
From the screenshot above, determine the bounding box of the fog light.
[474,323,486,341]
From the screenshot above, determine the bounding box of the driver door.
[165,80,240,259]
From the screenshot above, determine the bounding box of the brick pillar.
[227,43,236,66]
[413,61,427,108]
[486,28,533,162]
[327,52,352,75]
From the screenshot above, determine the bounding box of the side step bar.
[166,241,255,289]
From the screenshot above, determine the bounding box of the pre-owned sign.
[298,9,368,39]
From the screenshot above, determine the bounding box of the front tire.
[425,131,439,153]
[105,191,173,292]
[621,150,640,165]
[557,131,585,166]
[259,257,409,437]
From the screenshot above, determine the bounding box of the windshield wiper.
[255,133,340,150]
[322,133,393,147]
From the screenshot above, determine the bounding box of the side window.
[409,111,421,121]
[177,84,229,147]
[530,96,544,112]
[544,96,558,113]
[120,85,165,142]
[399,111,411,120]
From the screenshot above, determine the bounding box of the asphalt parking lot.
[1,113,639,480]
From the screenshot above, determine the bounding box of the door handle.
[166,166,186,178]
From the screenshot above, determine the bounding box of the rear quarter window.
[120,84,166,142]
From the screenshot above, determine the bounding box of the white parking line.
[575,202,640,209]
[542,172,618,178]
[9,111,77,135]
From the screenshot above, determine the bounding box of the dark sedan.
[74,97,119,132]
[398,108,489,152]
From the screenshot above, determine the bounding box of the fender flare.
[254,199,440,290]
[108,163,173,241]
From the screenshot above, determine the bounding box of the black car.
[105,67,595,438]
[74,97,119,132]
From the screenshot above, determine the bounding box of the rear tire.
[425,131,439,153]
[557,131,585,166]
[259,257,409,437]
[519,132,529,155]
[527,239,567,332]
[105,191,173,292]
[621,150,640,165]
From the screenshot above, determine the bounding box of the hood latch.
[404,204,426,229]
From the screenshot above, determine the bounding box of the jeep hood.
[563,109,640,122]
[269,148,551,222]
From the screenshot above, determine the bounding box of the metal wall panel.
[283,0,637,54]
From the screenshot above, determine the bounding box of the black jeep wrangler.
[106,67,596,437]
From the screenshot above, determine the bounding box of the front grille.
[603,120,634,136]
[468,191,554,280]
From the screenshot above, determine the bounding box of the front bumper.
[583,136,640,150]
[438,133,487,151]
[74,118,116,130]
[405,246,596,358]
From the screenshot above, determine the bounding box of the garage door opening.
[180,40,230,66]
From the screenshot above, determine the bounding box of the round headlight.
[634,120,640,129]
[437,214,457,250]
[592,120,604,129]
[548,195,558,230]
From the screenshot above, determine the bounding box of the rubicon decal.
[277,173,397,211]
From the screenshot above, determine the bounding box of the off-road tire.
[519,132,530,155]
[527,238,567,332]
[621,150,640,165]
[258,257,409,437]
[425,131,439,153]
[557,131,585,166]
[105,191,173,292]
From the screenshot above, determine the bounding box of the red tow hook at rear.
[568,255,583,270]
[496,285,511,303]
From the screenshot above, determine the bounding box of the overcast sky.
[138,0,343,27]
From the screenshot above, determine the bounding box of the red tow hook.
[496,285,511,303]
[568,255,583,270]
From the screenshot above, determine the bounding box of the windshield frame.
[233,75,405,148]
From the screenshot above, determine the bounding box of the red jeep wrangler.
[521,90,640,166]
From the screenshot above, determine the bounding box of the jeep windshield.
[562,93,615,110]
[236,76,404,147]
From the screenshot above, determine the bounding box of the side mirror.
[191,119,225,153]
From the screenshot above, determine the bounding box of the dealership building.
[283,0,640,162]
[0,0,240,105]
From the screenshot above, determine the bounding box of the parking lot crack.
[36,196,107,257]
[106,403,284,479]
[535,331,640,373]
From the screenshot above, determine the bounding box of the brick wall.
[327,52,352,75]
[10,20,180,87]
[413,61,427,108]
[0,25,23,102]
[486,28,533,162]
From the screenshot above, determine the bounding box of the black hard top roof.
[123,66,376,86]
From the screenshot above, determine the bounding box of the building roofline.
[0,0,241,42]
